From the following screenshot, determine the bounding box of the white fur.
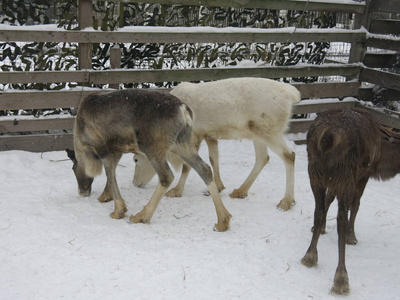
[134,77,300,210]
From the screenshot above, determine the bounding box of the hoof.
[213,213,232,232]
[130,213,150,224]
[277,197,295,211]
[229,189,247,199]
[217,185,226,193]
[330,281,350,295]
[110,210,125,219]
[301,252,317,268]
[98,197,112,203]
[346,234,358,245]
[165,188,182,198]
[331,267,350,295]
[311,226,326,234]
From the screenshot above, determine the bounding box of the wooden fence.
[1,0,400,151]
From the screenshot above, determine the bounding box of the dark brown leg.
[331,199,350,295]
[301,179,327,267]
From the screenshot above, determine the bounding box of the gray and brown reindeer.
[66,89,231,231]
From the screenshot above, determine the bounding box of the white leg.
[268,136,295,211]
[205,138,225,192]
[229,140,269,199]
[130,182,169,223]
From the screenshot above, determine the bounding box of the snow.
[1,138,400,300]
[0,23,367,35]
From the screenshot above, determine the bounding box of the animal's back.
[75,89,191,156]
[170,77,300,140]
[307,108,381,187]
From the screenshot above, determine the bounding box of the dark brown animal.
[301,108,400,295]
[66,89,231,231]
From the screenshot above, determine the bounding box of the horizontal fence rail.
[0,26,367,44]
[108,0,367,13]
[0,64,362,85]
[0,82,361,111]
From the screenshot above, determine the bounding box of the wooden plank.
[88,64,361,84]
[0,90,98,110]
[293,82,360,99]
[0,65,360,85]
[288,119,313,134]
[78,0,93,71]
[348,0,371,65]
[370,19,400,35]
[364,52,398,68]
[0,71,89,84]
[359,67,400,91]
[0,133,73,152]
[356,104,400,129]
[0,81,359,111]
[292,99,358,115]
[0,27,366,44]
[369,0,400,13]
[109,0,367,13]
[358,86,400,102]
[109,45,122,89]
[366,35,400,52]
[0,118,74,133]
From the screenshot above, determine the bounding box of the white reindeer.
[133,77,301,210]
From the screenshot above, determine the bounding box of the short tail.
[176,104,194,144]
[308,125,347,156]
[289,85,301,104]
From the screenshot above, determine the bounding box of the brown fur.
[301,108,400,295]
[66,89,231,231]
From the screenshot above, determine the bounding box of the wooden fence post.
[78,0,92,74]
[110,45,122,89]
[349,0,371,65]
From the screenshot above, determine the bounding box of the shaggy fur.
[67,89,231,231]
[301,108,400,295]
[133,77,301,210]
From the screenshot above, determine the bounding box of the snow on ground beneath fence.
[1,139,400,300]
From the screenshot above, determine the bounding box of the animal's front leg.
[98,181,113,203]
[131,160,173,224]
[103,155,127,219]
[165,164,190,197]
[130,182,169,224]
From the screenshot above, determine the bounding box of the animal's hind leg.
[267,136,295,211]
[165,164,190,197]
[98,179,113,203]
[347,177,368,245]
[205,138,225,192]
[165,138,201,197]
[311,189,335,234]
[173,144,231,232]
[331,199,350,295]
[301,179,327,268]
[229,140,269,199]
[131,159,174,224]
[102,154,128,219]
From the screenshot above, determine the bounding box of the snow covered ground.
[1,138,400,300]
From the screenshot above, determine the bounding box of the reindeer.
[301,108,400,295]
[133,77,301,210]
[66,89,231,231]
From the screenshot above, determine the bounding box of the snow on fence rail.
[1,0,400,152]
